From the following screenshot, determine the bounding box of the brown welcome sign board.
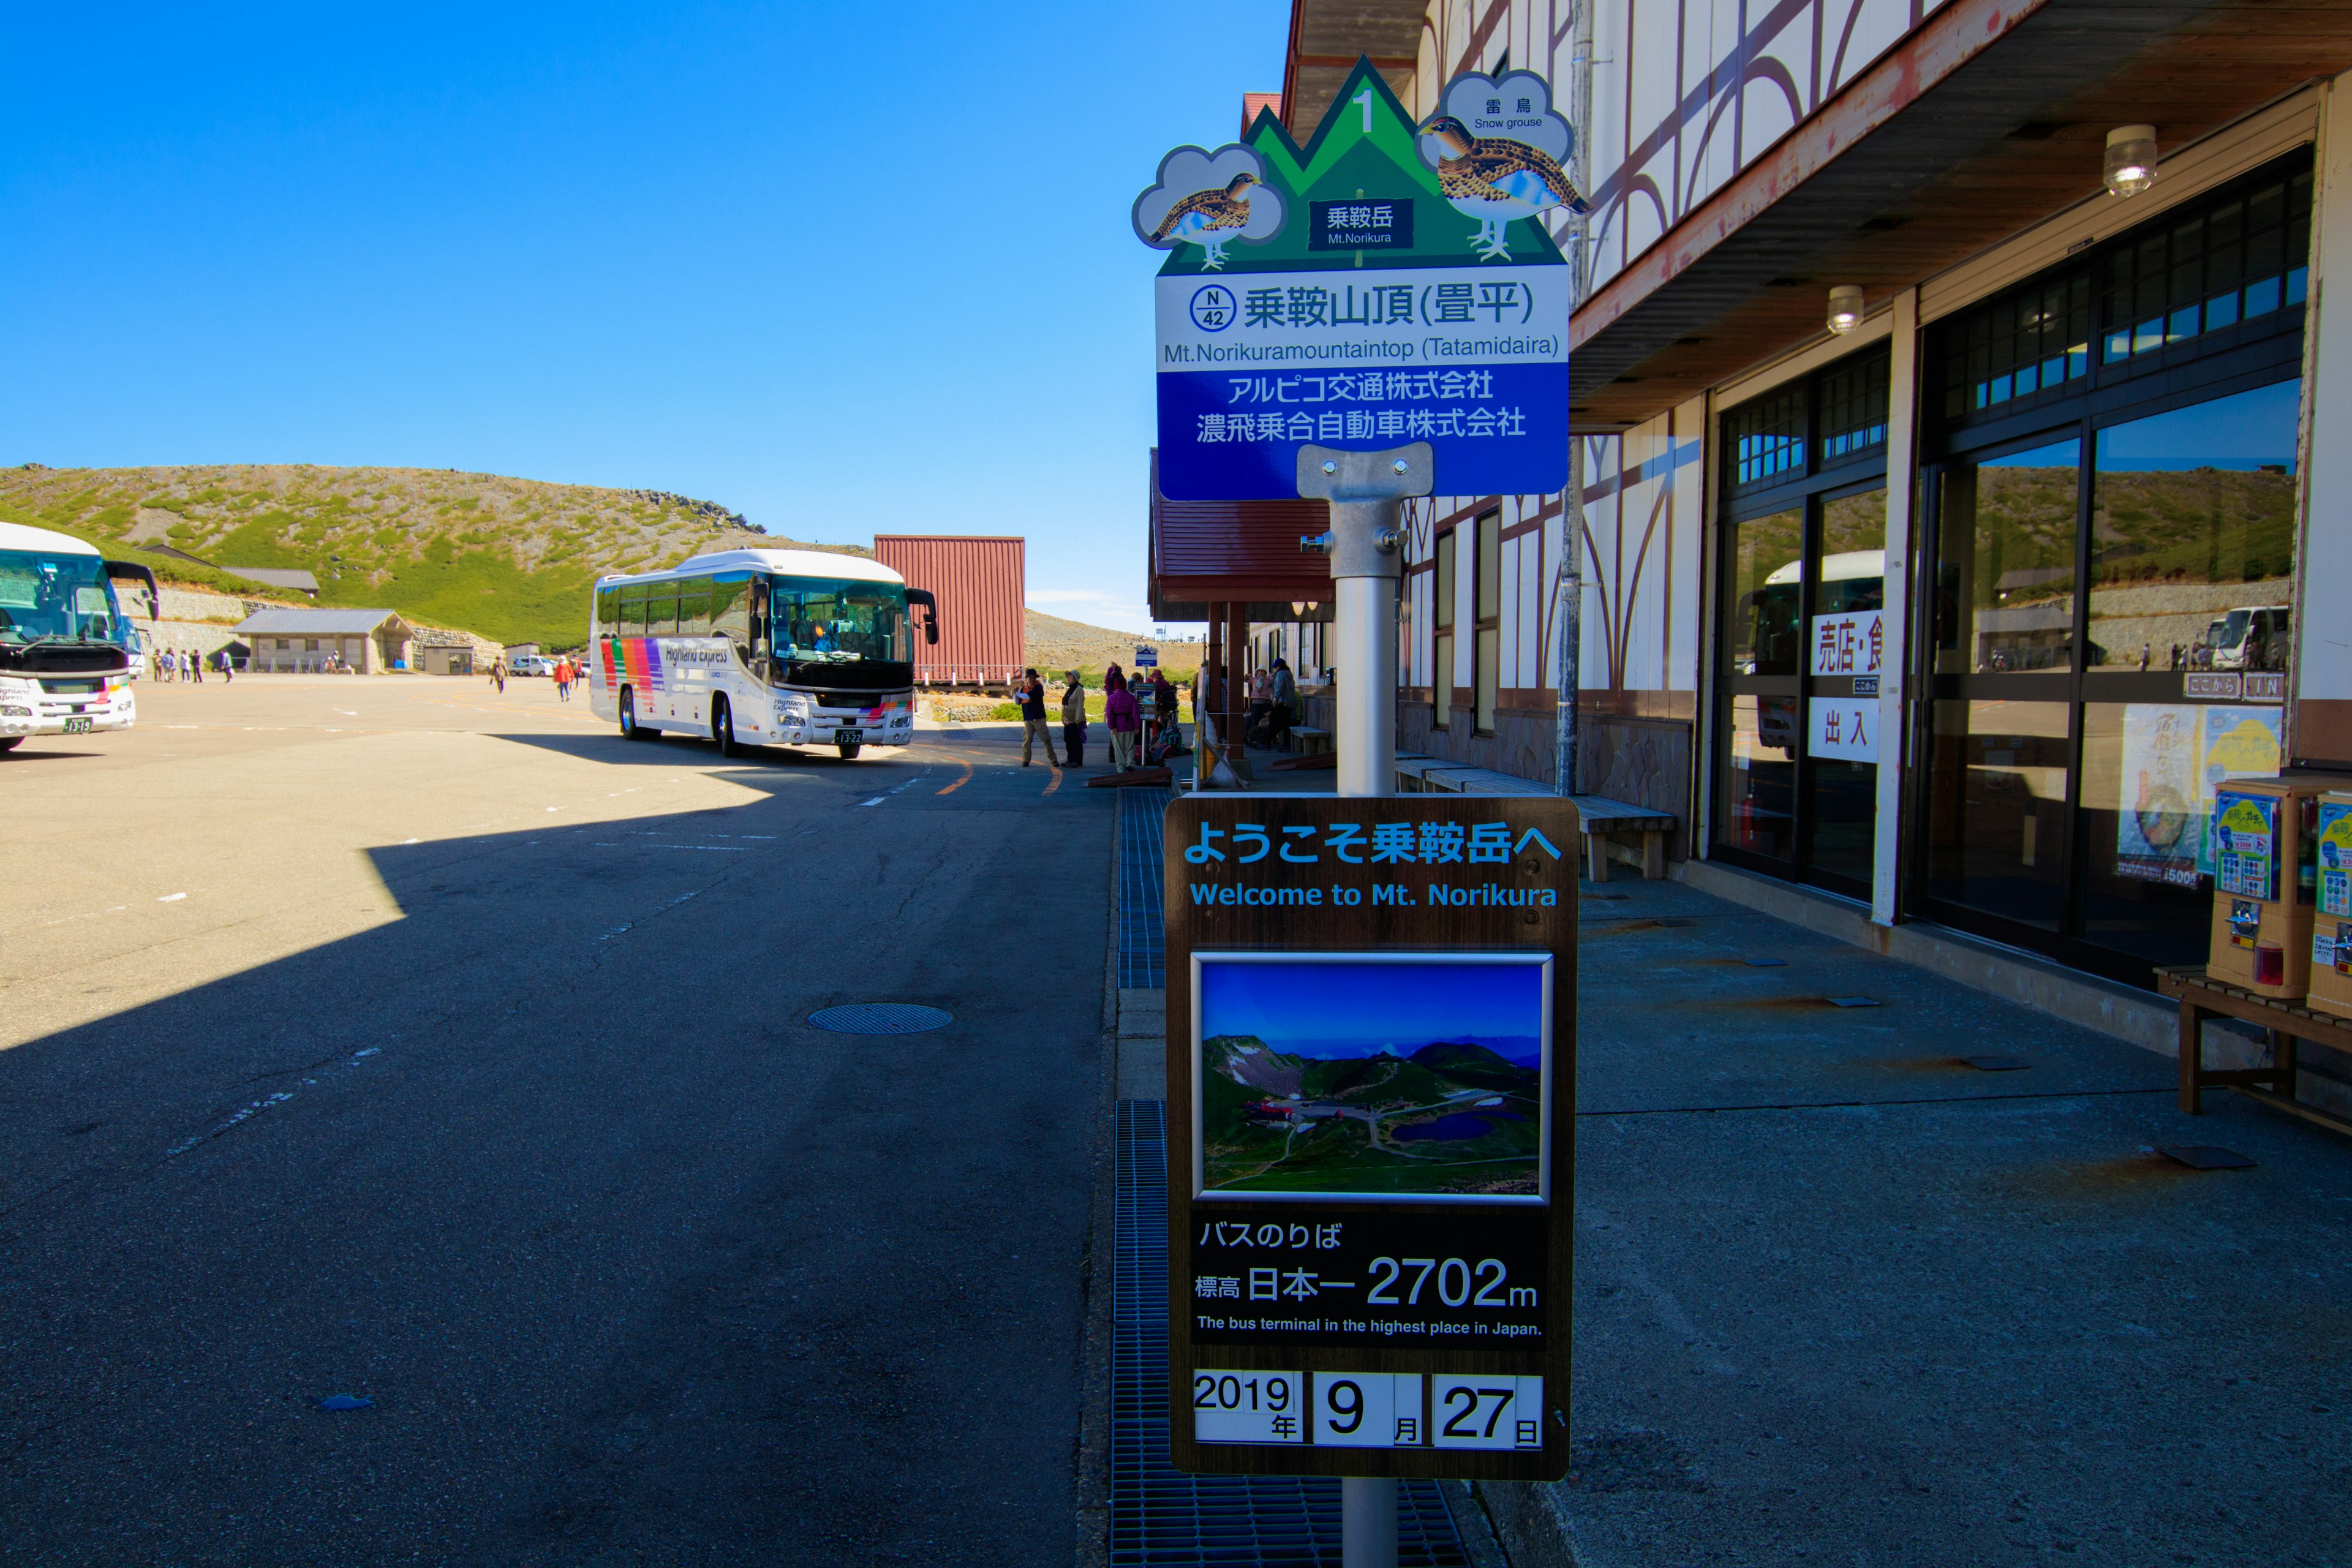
[1162,793,1578,1480]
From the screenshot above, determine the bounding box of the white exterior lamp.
[2105,125,2158,197]
[1826,285,1865,336]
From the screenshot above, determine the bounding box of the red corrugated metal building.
[872,535,1025,689]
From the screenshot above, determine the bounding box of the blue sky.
[1200,958,1547,1058]
[0,2,1291,634]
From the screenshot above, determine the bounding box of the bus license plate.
[835,728,863,744]
[63,717,91,734]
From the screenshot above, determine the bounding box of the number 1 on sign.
[1354,86,1373,132]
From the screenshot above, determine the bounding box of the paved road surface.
[1,677,1114,1566]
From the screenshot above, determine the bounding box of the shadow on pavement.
[0,738,1110,1567]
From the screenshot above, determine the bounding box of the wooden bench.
[1389,760,1678,880]
[2155,965,2352,1140]
[1287,726,1333,755]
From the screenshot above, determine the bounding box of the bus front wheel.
[837,742,861,761]
[713,696,740,758]
[0,736,20,753]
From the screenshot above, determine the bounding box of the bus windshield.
[771,578,910,664]
[0,550,125,646]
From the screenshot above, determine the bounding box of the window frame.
[1432,526,1457,731]
[1474,508,1502,734]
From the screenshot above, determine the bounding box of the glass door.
[1713,483,1888,897]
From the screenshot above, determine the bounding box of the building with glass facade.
[1256,0,2352,1001]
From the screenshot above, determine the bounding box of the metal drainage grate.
[807,1003,953,1035]
[1112,1099,1469,1566]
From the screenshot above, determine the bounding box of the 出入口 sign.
[1133,60,1582,500]
[1163,793,1577,1480]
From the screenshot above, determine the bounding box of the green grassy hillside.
[0,462,865,648]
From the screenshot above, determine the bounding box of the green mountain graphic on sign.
[1155,58,1567,276]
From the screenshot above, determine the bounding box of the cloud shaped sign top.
[1417,71,1574,166]
[1131,143,1286,252]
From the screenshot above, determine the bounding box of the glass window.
[2087,380,2299,673]
[1933,439,2081,674]
[1727,386,1804,489]
[1924,699,2073,930]
[1722,695,1798,863]
[2077,701,2281,966]
[770,577,911,664]
[677,578,714,637]
[1819,347,1890,464]
[1941,271,2092,420]
[2100,165,2310,365]
[643,592,678,635]
[1724,508,1803,676]
[595,586,618,628]
[1802,488,1887,888]
[710,576,751,645]
[0,550,123,647]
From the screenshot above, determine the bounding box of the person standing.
[216,648,234,682]
[1270,657,1296,750]
[1060,670,1087,769]
[1106,673,1140,771]
[491,658,507,694]
[1017,668,1050,766]
[1150,669,1179,751]
[190,649,203,684]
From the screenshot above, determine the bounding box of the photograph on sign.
[1191,951,1550,1204]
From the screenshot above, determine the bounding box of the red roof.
[1148,450,1335,614]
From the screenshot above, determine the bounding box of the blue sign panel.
[1152,265,1568,500]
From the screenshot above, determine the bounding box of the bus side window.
[595,587,618,630]
[677,578,714,637]
[710,579,750,645]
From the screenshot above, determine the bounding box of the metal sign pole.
[1298,443,1434,803]
[1300,440,1433,1568]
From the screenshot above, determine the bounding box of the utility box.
[2206,775,2352,997]
[873,535,1025,690]
[2305,791,2352,1019]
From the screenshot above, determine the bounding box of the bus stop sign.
[1134,59,1579,501]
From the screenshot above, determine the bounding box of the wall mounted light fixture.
[1827,285,1865,335]
[2105,124,2158,197]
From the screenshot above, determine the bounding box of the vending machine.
[2206,775,2352,998]
[2304,790,2352,1019]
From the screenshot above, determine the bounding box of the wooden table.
[2155,965,2352,1139]
[1287,726,1332,755]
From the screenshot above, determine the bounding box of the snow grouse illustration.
[1147,172,1266,271]
[1421,116,1586,260]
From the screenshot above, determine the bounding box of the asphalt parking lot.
[1,675,1116,1567]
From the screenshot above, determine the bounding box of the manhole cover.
[807,1003,953,1035]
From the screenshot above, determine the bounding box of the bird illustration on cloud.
[1417,72,1587,260]
[1133,145,1286,271]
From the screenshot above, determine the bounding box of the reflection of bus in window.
[2209,605,2291,672]
[1732,550,1885,676]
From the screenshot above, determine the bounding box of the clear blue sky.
[0,2,1292,635]
[1202,959,1546,1057]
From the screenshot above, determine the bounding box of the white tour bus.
[0,519,159,753]
[587,548,938,760]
